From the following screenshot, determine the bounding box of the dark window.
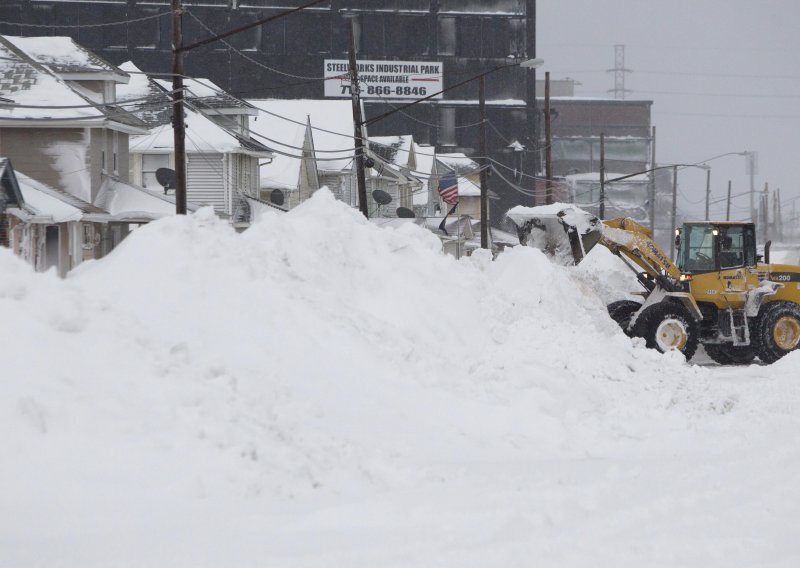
[397,16,430,56]
[132,8,161,49]
[438,17,456,55]
[359,14,385,56]
[457,17,511,58]
[263,20,285,54]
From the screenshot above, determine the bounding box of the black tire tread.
[630,301,700,360]
[754,301,800,364]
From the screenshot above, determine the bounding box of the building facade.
[0,0,539,222]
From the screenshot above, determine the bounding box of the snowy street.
[2,194,799,567]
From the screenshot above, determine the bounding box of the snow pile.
[2,190,800,566]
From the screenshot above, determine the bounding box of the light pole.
[363,58,544,248]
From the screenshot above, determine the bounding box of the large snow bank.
[2,190,800,567]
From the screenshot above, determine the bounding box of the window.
[112,131,119,175]
[679,224,716,273]
[719,225,746,269]
[439,107,456,146]
[456,18,510,58]
[132,8,161,49]
[438,17,456,55]
[397,16,429,56]
[263,20,284,54]
[142,154,170,190]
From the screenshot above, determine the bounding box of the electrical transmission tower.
[607,44,632,99]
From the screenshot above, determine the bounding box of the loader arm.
[600,218,684,292]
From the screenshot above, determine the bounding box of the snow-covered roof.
[2,35,128,82]
[94,176,200,221]
[155,77,256,115]
[247,99,356,189]
[116,61,172,128]
[14,170,108,223]
[369,135,413,167]
[130,105,271,157]
[0,38,144,131]
[437,152,479,172]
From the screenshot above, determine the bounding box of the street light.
[361,57,544,249]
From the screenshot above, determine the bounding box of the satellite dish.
[396,207,415,218]
[270,189,285,206]
[372,189,392,206]
[155,168,177,191]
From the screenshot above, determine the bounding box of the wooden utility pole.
[171,0,187,215]
[763,182,769,242]
[348,20,368,217]
[648,125,656,232]
[544,71,553,205]
[479,76,489,249]
[669,165,678,259]
[704,167,711,221]
[777,188,784,241]
[599,132,605,219]
[726,180,732,221]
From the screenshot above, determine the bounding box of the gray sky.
[539,0,800,223]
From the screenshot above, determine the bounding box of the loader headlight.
[679,273,693,282]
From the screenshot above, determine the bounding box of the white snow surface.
[2,190,800,567]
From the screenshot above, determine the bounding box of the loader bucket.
[506,205,603,265]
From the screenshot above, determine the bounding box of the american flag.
[437,171,459,205]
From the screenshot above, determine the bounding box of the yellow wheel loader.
[507,206,800,364]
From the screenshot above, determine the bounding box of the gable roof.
[13,170,110,223]
[0,36,145,131]
[248,99,356,175]
[155,77,256,116]
[94,176,201,221]
[3,35,128,83]
[0,158,25,209]
[129,104,271,157]
[369,135,413,168]
[116,61,172,128]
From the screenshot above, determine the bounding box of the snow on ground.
[2,190,800,567]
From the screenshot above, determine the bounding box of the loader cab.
[676,222,757,274]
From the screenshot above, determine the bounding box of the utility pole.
[648,125,656,232]
[599,132,605,220]
[670,165,678,259]
[171,0,186,215]
[777,188,784,241]
[479,76,489,249]
[749,152,756,222]
[704,167,711,221]
[348,20,368,218]
[544,71,553,205]
[726,180,732,221]
[762,182,769,243]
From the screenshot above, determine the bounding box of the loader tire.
[754,301,800,364]
[630,301,699,360]
[704,344,757,365]
[607,300,642,334]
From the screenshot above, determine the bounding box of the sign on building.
[324,60,443,100]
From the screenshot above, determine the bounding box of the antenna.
[396,207,415,218]
[607,44,632,100]
[155,168,177,194]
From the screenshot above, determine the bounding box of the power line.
[1,11,170,29]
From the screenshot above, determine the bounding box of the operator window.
[719,226,745,269]
[683,224,715,272]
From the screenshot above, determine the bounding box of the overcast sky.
[539,0,799,223]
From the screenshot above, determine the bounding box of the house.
[123,65,272,216]
[247,99,356,209]
[3,160,117,277]
[0,158,24,248]
[434,153,484,219]
[412,143,437,218]
[0,35,147,204]
[366,135,423,217]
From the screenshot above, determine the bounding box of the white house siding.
[187,153,226,213]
